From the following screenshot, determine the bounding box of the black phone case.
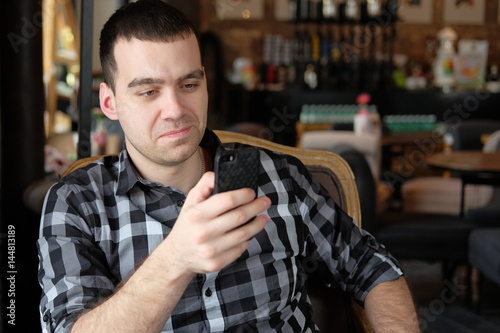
[213,147,260,194]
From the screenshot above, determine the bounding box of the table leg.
[460,179,466,219]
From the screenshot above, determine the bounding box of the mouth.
[159,126,192,140]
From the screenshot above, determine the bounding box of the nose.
[159,89,184,120]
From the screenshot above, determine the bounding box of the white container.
[354,107,381,136]
[354,108,372,136]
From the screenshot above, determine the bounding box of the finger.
[237,213,269,239]
[185,171,215,206]
[206,214,269,259]
[183,187,257,230]
[196,187,257,221]
[213,196,271,231]
[190,195,270,249]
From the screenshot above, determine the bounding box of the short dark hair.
[100,0,197,92]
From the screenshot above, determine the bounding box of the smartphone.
[213,147,260,195]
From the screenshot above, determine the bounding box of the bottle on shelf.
[327,25,341,89]
[254,0,401,92]
[322,0,337,20]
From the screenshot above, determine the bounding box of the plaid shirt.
[38,129,403,333]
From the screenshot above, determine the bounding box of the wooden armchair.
[62,130,372,332]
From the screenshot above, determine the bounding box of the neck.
[128,146,206,194]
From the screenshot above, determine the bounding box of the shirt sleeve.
[37,181,116,333]
[286,154,404,306]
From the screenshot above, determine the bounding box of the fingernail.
[263,197,271,209]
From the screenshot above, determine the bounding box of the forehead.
[113,35,202,84]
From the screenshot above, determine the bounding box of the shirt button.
[176,200,184,207]
[43,314,49,322]
[205,288,212,297]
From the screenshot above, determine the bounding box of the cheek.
[116,102,154,133]
[192,90,209,117]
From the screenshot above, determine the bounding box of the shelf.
[43,0,79,138]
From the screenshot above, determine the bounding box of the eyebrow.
[128,77,165,89]
[127,69,205,89]
[179,69,205,81]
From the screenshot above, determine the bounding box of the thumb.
[185,171,215,206]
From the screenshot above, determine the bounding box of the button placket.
[202,272,225,331]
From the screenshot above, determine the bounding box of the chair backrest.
[483,129,500,153]
[63,130,369,332]
[482,129,500,204]
[446,120,500,151]
[62,154,114,177]
[300,130,381,183]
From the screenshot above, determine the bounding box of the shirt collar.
[115,128,221,196]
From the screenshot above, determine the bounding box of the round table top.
[426,151,500,174]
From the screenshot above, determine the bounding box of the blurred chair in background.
[300,130,392,235]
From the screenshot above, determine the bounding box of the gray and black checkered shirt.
[38,129,403,332]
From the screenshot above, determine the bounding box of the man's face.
[102,34,208,168]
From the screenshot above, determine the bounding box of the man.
[38,1,419,332]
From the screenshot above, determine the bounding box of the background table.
[426,151,500,217]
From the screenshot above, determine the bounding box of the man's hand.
[162,171,271,276]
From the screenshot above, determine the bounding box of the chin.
[156,140,200,165]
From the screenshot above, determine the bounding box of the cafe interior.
[2,0,500,331]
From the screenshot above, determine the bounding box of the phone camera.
[222,154,236,163]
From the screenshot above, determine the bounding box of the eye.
[181,82,200,91]
[140,90,157,98]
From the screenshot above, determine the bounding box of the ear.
[99,82,118,120]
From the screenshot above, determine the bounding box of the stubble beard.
[128,116,205,167]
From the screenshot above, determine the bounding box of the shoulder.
[62,154,120,186]
[46,154,121,204]
[41,155,122,229]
